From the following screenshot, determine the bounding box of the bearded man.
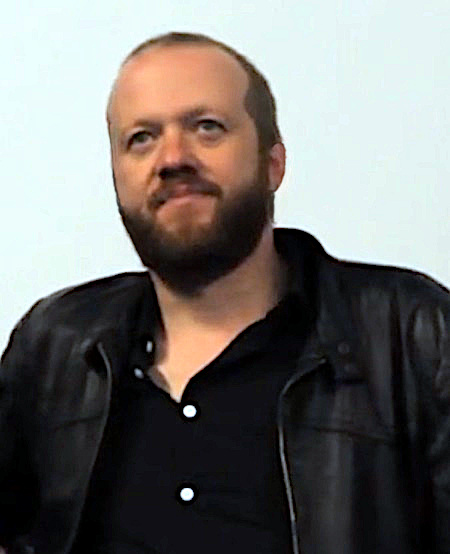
[0,32,449,554]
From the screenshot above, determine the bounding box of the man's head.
[107,32,286,294]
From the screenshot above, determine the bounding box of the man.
[0,31,449,554]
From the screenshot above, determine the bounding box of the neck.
[150,225,286,337]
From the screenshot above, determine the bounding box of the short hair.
[113,31,283,155]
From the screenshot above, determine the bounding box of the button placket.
[176,402,200,506]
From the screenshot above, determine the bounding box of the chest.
[73,333,302,553]
[148,330,246,402]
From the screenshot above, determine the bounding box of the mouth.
[167,184,207,199]
[161,191,215,211]
[151,181,218,209]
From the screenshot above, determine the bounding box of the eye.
[128,130,153,148]
[196,119,225,134]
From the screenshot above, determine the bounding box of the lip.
[150,180,219,210]
[168,185,205,199]
[157,185,214,208]
[162,192,212,207]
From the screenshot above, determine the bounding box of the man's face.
[108,44,282,293]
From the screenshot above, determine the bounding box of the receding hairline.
[106,42,251,128]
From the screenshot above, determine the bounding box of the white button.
[182,404,197,419]
[134,368,145,379]
[179,487,195,502]
[146,340,153,353]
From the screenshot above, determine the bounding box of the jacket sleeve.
[0,306,41,544]
[409,287,450,553]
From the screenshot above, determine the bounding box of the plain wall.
[1,0,449,351]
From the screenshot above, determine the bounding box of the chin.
[118,174,272,293]
[162,219,217,243]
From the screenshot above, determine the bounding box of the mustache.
[148,175,221,209]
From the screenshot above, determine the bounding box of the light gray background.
[1,0,449,352]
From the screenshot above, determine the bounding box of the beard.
[116,157,273,295]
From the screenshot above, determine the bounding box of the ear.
[268,143,286,192]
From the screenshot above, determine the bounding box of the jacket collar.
[91,228,366,384]
[274,228,366,382]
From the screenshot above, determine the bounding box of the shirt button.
[177,485,197,504]
[182,404,198,419]
[134,367,145,379]
[145,340,154,354]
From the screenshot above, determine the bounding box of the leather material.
[1,229,449,553]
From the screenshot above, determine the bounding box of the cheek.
[213,143,259,184]
[112,159,149,209]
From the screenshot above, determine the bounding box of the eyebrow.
[125,105,225,133]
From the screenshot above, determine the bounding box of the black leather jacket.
[1,229,449,554]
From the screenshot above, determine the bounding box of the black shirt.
[72,288,311,554]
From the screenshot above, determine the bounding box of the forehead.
[109,45,250,127]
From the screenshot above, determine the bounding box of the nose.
[155,126,192,170]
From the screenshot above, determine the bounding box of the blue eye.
[197,119,224,132]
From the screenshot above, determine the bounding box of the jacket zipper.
[277,355,327,554]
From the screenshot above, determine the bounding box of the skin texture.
[108,45,284,268]
[108,44,287,400]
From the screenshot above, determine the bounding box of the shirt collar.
[133,228,314,341]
